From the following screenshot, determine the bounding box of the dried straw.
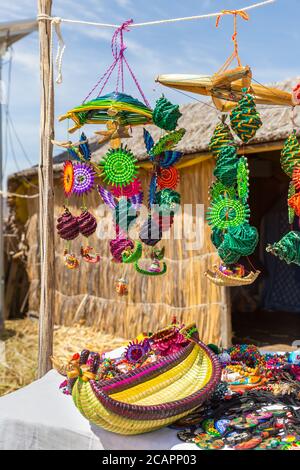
[0,319,126,397]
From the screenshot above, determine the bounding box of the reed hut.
[7,78,300,347]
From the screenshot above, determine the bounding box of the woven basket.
[70,324,221,435]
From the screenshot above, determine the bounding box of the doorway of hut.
[231,149,300,350]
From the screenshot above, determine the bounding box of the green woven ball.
[280,131,300,177]
[209,121,236,158]
[150,129,185,156]
[230,91,262,143]
[100,145,138,187]
[266,231,300,265]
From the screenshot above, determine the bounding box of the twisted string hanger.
[82,19,150,107]
[216,9,249,73]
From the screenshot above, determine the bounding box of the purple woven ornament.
[78,210,97,237]
[56,208,79,240]
[73,163,95,195]
[110,237,134,262]
[129,192,143,210]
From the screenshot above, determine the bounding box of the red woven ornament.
[292,165,300,190]
[110,237,134,262]
[288,192,300,216]
[77,209,97,237]
[157,167,179,190]
[57,208,79,240]
[110,178,142,198]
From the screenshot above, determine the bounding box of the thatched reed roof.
[8,76,300,182]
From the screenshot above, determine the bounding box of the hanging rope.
[36,0,275,85]
[216,9,250,72]
[82,19,150,107]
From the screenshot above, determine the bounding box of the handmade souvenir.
[72,162,95,195]
[152,95,182,131]
[209,120,236,158]
[99,146,138,187]
[280,131,300,177]
[63,161,74,197]
[266,231,300,265]
[57,208,79,241]
[230,89,262,143]
[66,323,221,435]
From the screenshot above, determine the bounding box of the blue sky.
[1,0,299,183]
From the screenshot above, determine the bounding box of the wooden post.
[37,0,55,378]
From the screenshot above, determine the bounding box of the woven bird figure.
[209,121,236,158]
[280,131,300,177]
[266,231,300,265]
[230,90,262,143]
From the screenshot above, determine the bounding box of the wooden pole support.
[37,0,55,378]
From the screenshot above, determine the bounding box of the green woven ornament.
[154,189,181,216]
[100,145,138,187]
[152,96,182,131]
[224,224,259,255]
[237,156,249,202]
[211,228,225,249]
[209,121,236,158]
[206,197,250,230]
[150,129,185,156]
[288,181,296,224]
[213,145,238,187]
[266,231,300,265]
[122,241,143,263]
[209,181,236,201]
[230,91,262,143]
[280,131,300,177]
[218,243,241,265]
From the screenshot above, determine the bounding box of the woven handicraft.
[100,145,138,187]
[206,197,250,230]
[152,95,182,132]
[150,129,185,157]
[230,91,262,143]
[266,231,300,266]
[288,182,296,224]
[237,157,249,202]
[213,145,238,187]
[281,131,300,177]
[209,121,236,158]
[209,181,236,201]
[66,323,221,435]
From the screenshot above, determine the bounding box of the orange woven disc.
[63,161,74,197]
[292,165,300,190]
[157,167,180,190]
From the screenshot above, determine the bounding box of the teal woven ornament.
[218,242,241,265]
[100,145,138,187]
[209,121,236,158]
[206,197,250,230]
[209,181,236,201]
[224,224,259,256]
[213,145,238,187]
[154,189,181,216]
[237,156,249,202]
[230,91,262,143]
[280,131,300,177]
[288,182,296,224]
[152,96,182,131]
[266,231,300,265]
[211,228,225,249]
[150,129,185,157]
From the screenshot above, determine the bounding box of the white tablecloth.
[0,370,180,450]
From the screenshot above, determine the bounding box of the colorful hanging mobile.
[268,130,300,266]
